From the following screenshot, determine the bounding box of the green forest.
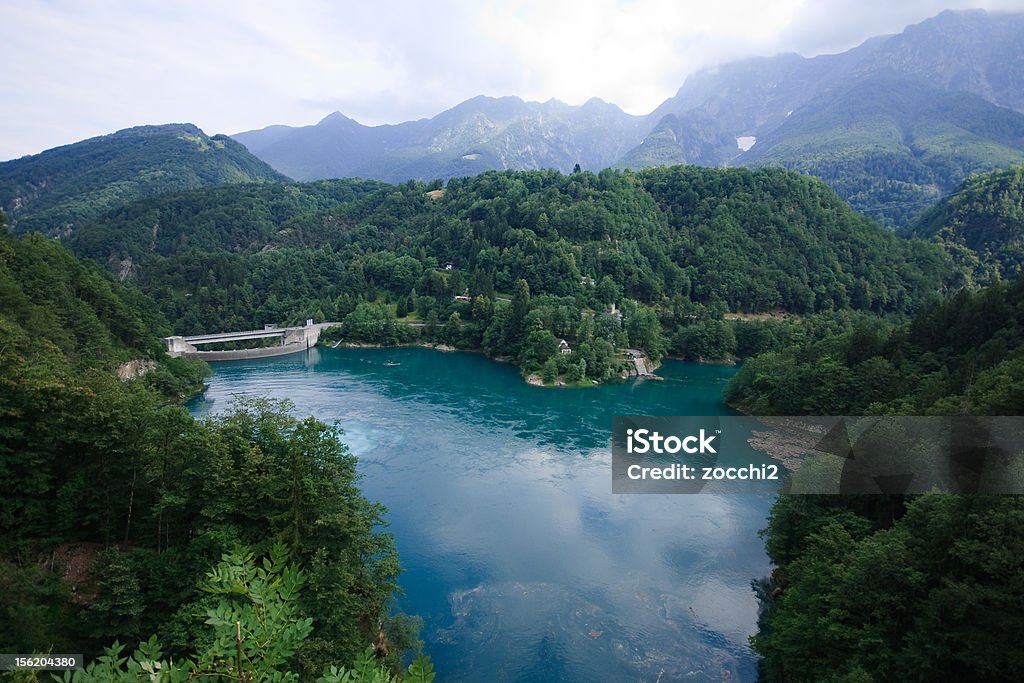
[0,124,286,239]
[0,217,425,681]
[727,275,1024,681]
[905,164,1024,284]
[3,151,1024,681]
[726,276,1024,416]
[45,166,955,384]
[744,76,1024,229]
[720,172,1024,680]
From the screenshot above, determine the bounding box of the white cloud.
[777,0,1024,57]
[2,0,1024,159]
[479,0,806,114]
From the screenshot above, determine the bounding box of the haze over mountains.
[234,9,1024,227]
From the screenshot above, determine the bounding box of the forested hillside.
[727,277,1024,416]
[726,276,1024,681]
[752,492,1023,682]
[0,212,203,396]
[741,75,1024,228]
[0,215,420,680]
[63,166,949,383]
[3,116,1020,679]
[0,124,288,238]
[10,6,1024,682]
[906,165,1024,283]
[723,172,1024,680]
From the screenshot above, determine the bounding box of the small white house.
[558,339,572,354]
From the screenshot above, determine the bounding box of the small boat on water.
[384,361,401,366]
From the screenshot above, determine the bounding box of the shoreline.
[319,339,660,388]
[664,354,737,366]
[329,340,460,353]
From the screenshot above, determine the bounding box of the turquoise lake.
[188,347,775,682]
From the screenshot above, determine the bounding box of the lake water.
[188,347,775,682]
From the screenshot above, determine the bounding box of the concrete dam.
[164,322,339,361]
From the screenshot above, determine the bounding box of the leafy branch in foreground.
[59,547,434,683]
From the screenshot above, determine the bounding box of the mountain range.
[233,96,649,184]
[234,9,1024,228]
[3,9,1024,234]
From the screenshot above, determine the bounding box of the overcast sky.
[2,0,1024,160]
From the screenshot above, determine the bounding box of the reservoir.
[188,347,774,682]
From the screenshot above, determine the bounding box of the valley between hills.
[2,7,1024,682]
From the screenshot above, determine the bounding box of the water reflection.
[190,347,771,682]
